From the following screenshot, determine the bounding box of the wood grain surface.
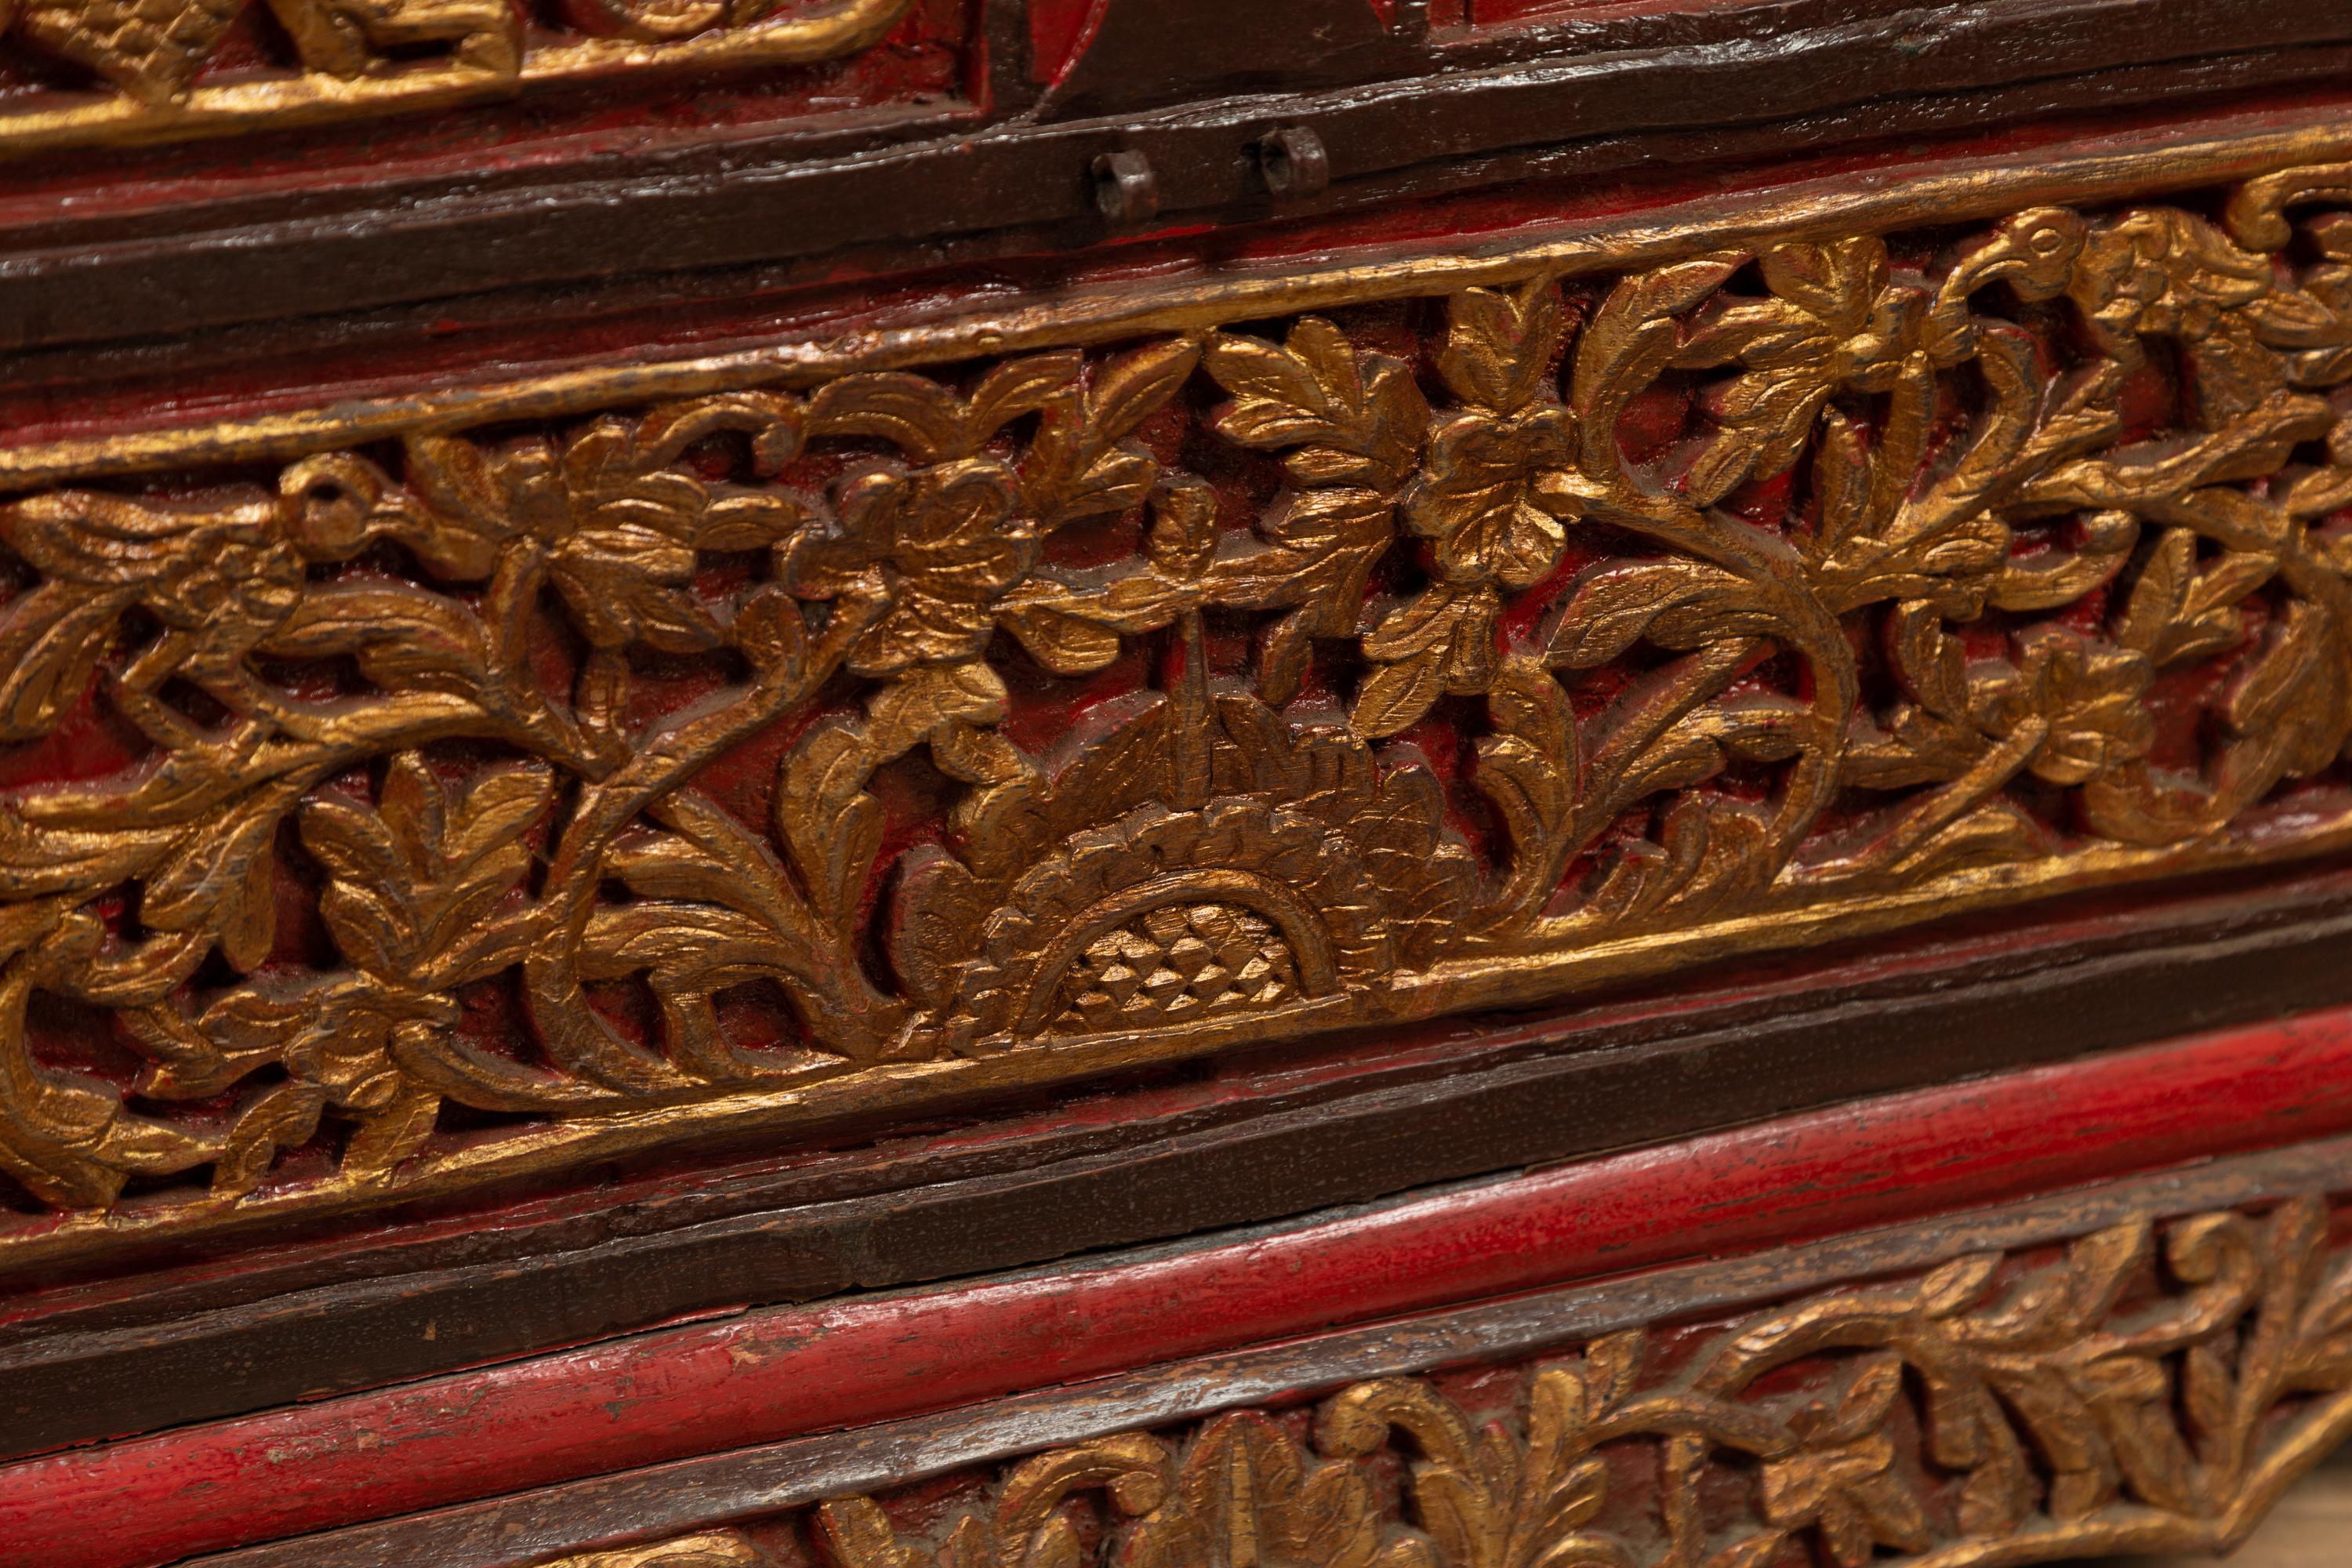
[167,1136,2352,1568]
[14,1005,2352,1567]
[13,1,2352,357]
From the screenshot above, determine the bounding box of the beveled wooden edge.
[179,1132,2352,1568]
[15,1001,2352,1566]
[12,93,2352,487]
[9,0,2352,354]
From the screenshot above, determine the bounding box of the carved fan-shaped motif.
[1055,902,1299,1035]
[947,797,1390,1049]
[891,691,1475,1054]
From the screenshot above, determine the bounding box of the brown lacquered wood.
[6,0,2352,354]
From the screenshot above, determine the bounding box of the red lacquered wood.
[12,1006,2352,1566]
[1029,0,1107,81]
[15,95,2349,462]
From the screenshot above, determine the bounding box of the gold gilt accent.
[541,1200,2352,1568]
[0,0,916,155]
[547,1540,771,1568]
[13,144,2352,1257]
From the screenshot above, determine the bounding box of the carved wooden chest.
[9,2,2352,1564]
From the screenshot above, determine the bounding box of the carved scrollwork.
[0,0,917,154]
[559,1199,2352,1568]
[8,163,2352,1247]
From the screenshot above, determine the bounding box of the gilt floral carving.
[0,0,916,154]
[7,162,2352,1247]
[546,1200,2352,1568]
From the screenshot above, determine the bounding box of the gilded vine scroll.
[9,155,2352,1251]
[0,0,917,154]
[543,1199,2352,1568]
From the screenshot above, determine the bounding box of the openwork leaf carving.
[766,1200,2352,1568]
[7,164,2352,1240]
[0,0,914,154]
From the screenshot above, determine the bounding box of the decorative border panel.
[11,132,2352,1263]
[0,0,917,154]
[547,1198,2352,1568]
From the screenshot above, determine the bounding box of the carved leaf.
[1208,319,1429,489]
[1359,583,1497,735]
[144,781,299,974]
[1475,659,1578,920]
[118,996,286,1102]
[1000,605,1125,676]
[263,583,490,695]
[1086,339,1199,452]
[301,758,551,987]
[1809,410,1873,562]
[1354,650,1448,739]
[732,584,810,677]
[1573,253,1744,477]
[808,373,971,463]
[0,585,125,742]
[1233,487,1399,706]
[1438,283,1570,415]
[1918,1254,2003,1318]
[967,353,1087,450]
[210,1080,326,1198]
[1022,340,1199,526]
[817,1497,927,1568]
[339,1079,442,1183]
[1546,561,1773,669]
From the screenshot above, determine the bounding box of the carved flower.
[782,459,1038,676]
[1356,282,1585,735]
[1681,238,1929,502]
[1759,1359,1931,1568]
[406,419,800,652]
[217,980,454,1116]
[1972,626,2154,786]
[1402,405,1581,590]
[2071,209,2273,346]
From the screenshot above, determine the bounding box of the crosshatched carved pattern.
[8,165,2352,1240]
[546,1200,2352,1568]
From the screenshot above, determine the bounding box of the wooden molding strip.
[10,0,2352,352]
[13,1001,2352,1566]
[192,1134,2352,1568]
